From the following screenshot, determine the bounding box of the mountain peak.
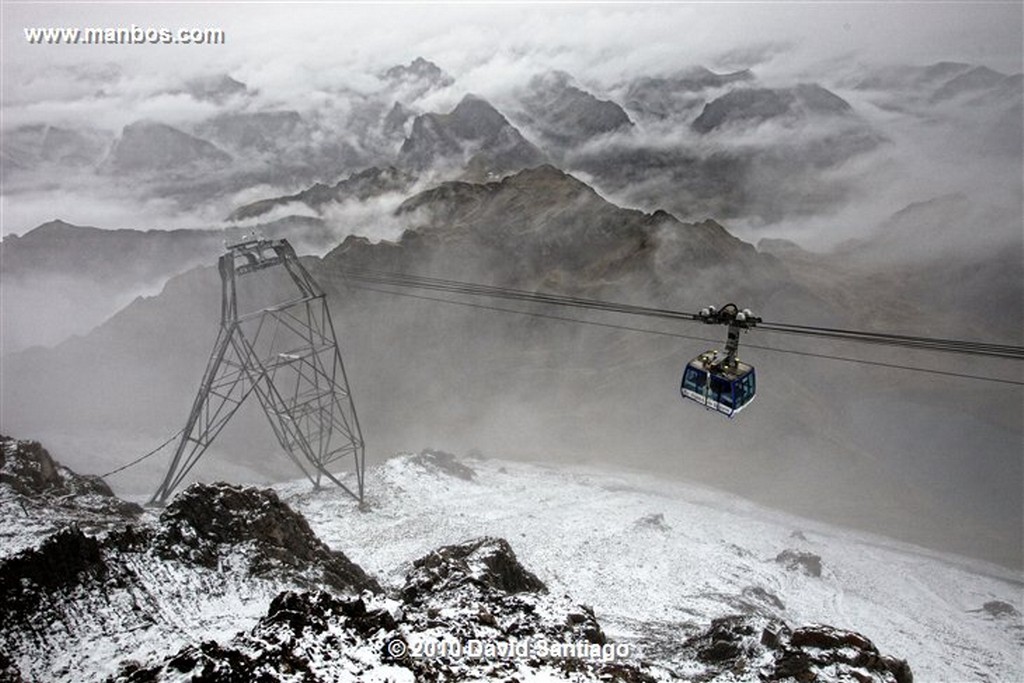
[399,96,545,175]
[500,163,588,191]
[692,83,852,133]
[109,121,231,172]
[449,94,510,132]
[383,57,454,88]
[26,218,79,234]
[519,71,632,147]
[180,73,248,103]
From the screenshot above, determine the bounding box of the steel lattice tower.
[150,237,365,505]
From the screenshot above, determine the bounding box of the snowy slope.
[281,453,1024,682]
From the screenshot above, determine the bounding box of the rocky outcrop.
[109,535,913,682]
[114,591,399,682]
[0,435,141,519]
[684,615,913,683]
[113,536,661,682]
[407,448,477,481]
[155,482,381,593]
[0,651,23,683]
[0,527,107,630]
[403,536,546,601]
[775,549,823,577]
[0,480,381,681]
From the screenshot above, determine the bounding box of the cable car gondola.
[680,304,760,418]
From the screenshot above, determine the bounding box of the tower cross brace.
[150,238,365,505]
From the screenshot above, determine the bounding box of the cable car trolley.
[681,303,761,417]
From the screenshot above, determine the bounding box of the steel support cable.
[105,273,1024,479]
[338,267,701,322]
[349,283,1024,386]
[101,428,185,478]
[757,321,1022,357]
[338,268,1024,360]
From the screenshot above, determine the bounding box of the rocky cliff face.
[681,615,913,683]
[156,483,381,593]
[0,479,378,681]
[0,436,142,546]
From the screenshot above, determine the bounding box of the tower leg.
[150,325,255,505]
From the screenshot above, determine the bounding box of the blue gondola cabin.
[680,350,756,417]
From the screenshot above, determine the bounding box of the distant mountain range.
[5,56,975,226]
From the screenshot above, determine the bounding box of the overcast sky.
[4,2,1021,96]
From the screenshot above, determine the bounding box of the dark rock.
[975,600,1021,619]
[112,537,655,682]
[0,436,62,495]
[687,615,756,663]
[741,585,785,612]
[790,624,876,653]
[0,435,139,517]
[682,615,912,683]
[403,536,546,602]
[409,448,477,480]
[157,482,380,593]
[0,651,24,683]
[0,526,106,627]
[266,590,396,638]
[634,512,670,531]
[760,621,790,648]
[776,549,823,577]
